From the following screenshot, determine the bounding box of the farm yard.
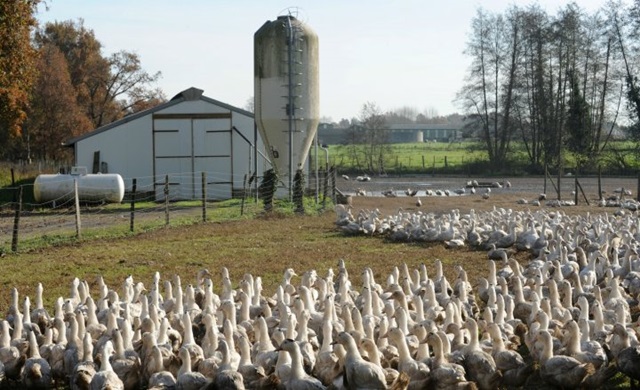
[3,0,640,387]
[0,174,638,388]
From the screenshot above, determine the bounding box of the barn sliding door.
[153,113,232,200]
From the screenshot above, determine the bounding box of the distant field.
[311,141,487,173]
[308,140,640,175]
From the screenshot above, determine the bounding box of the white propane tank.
[33,169,125,204]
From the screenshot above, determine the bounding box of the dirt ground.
[336,174,639,217]
[1,175,638,249]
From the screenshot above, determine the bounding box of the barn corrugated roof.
[64,87,254,146]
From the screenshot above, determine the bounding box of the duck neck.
[296,311,310,343]
[156,319,169,346]
[495,296,506,324]
[320,322,333,354]
[365,341,381,366]
[238,338,251,367]
[101,345,114,372]
[513,278,525,304]
[578,320,590,344]
[393,330,412,363]
[439,331,451,355]
[178,351,192,376]
[561,282,573,309]
[540,334,553,364]
[431,336,445,368]
[491,330,505,353]
[361,288,373,317]
[183,315,195,346]
[377,318,389,349]
[593,305,605,332]
[566,324,581,355]
[466,321,479,351]
[413,295,425,323]
[504,295,515,322]
[258,318,273,351]
[289,343,306,379]
[239,293,250,322]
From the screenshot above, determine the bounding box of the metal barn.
[65,87,267,201]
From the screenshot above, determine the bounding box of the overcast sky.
[36,0,616,122]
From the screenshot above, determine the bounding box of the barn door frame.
[152,112,233,200]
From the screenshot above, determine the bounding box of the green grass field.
[308,140,640,176]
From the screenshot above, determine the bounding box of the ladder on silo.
[282,15,306,198]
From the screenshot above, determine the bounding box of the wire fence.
[0,168,340,253]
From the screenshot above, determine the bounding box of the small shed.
[65,87,268,200]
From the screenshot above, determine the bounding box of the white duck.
[70,333,96,390]
[90,341,124,390]
[277,338,326,389]
[20,330,52,389]
[333,331,386,389]
[176,346,208,390]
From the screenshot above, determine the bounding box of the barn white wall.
[159,100,229,115]
[74,115,154,192]
[71,92,264,200]
[231,112,269,190]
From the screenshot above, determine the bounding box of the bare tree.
[457,7,521,171]
[245,96,254,113]
[610,0,640,140]
[386,106,418,124]
[358,102,390,174]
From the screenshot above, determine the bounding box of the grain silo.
[254,14,319,198]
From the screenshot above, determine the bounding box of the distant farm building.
[65,87,268,201]
[318,123,463,145]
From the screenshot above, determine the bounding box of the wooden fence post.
[322,167,329,209]
[557,165,562,201]
[201,172,207,222]
[574,174,578,205]
[331,166,337,203]
[74,179,81,239]
[241,173,248,216]
[11,185,22,252]
[130,178,137,232]
[164,175,170,226]
[637,171,640,202]
[598,166,603,200]
[576,180,590,205]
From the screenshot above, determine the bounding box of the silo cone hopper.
[254,14,319,197]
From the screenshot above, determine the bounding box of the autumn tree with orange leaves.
[25,44,93,162]
[0,0,41,159]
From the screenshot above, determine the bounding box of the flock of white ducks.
[2,203,640,388]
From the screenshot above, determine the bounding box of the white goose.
[90,341,123,390]
[176,346,208,390]
[70,333,96,390]
[486,323,532,388]
[147,345,176,390]
[537,330,594,389]
[20,330,52,389]
[388,327,429,381]
[179,313,204,371]
[460,318,502,390]
[277,338,325,389]
[333,332,386,390]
